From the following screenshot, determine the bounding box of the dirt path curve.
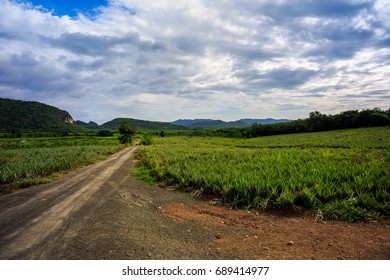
[0,144,389,260]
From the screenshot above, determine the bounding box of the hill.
[171,118,291,128]
[239,118,292,125]
[0,98,79,134]
[0,98,185,134]
[100,118,185,130]
[74,120,99,129]
[171,119,234,127]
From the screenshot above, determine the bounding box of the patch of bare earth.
[161,203,390,260]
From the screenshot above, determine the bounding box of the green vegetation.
[118,119,136,144]
[0,136,124,193]
[95,130,114,137]
[171,118,291,128]
[74,120,99,129]
[100,117,185,131]
[215,108,390,139]
[0,98,82,135]
[134,127,390,221]
[140,134,153,145]
[2,98,389,221]
[0,98,186,137]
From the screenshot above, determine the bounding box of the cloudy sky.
[0,0,389,123]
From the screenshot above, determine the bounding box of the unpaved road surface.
[0,145,389,260]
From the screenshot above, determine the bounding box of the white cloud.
[0,0,389,123]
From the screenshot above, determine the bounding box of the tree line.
[234,108,390,138]
[175,108,389,138]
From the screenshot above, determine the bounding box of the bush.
[141,134,153,145]
[96,130,114,137]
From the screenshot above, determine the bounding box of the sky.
[0,0,389,124]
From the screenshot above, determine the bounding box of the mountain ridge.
[1,98,293,133]
[98,118,185,130]
[0,97,76,134]
[170,118,292,128]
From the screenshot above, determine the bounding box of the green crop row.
[135,128,390,221]
[0,136,124,193]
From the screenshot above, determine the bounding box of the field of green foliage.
[135,127,390,221]
[0,136,124,193]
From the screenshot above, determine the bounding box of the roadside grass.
[0,136,124,193]
[134,127,390,221]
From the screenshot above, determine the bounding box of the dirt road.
[0,145,389,260]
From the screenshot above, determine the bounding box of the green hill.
[74,120,99,129]
[0,98,185,135]
[0,98,79,134]
[100,118,185,130]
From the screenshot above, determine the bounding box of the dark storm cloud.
[47,32,167,57]
[234,68,318,89]
[306,41,364,59]
[225,0,373,20]
[0,30,19,40]
[299,18,377,59]
[364,90,390,97]
[0,52,76,96]
[269,0,372,18]
[217,0,378,61]
[49,33,118,56]
[66,59,106,71]
[377,36,390,48]
[222,43,279,61]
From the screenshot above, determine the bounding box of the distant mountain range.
[0,98,291,134]
[0,98,184,133]
[170,118,291,128]
[97,118,184,130]
[76,118,291,130]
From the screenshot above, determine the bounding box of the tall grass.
[135,128,390,221]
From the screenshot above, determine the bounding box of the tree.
[118,119,136,144]
[307,111,332,131]
[370,112,390,126]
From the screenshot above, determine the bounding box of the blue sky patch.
[25,0,108,17]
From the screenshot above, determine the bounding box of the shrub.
[96,130,114,137]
